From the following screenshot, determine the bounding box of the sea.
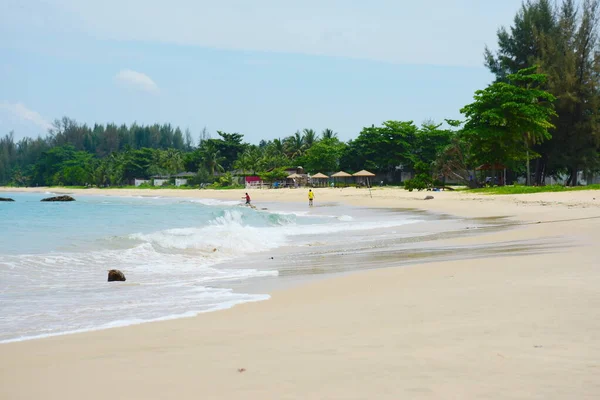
[0,191,482,343]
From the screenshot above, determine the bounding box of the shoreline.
[3,185,600,218]
[1,190,483,344]
[1,187,600,398]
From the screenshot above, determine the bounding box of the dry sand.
[1,187,600,399]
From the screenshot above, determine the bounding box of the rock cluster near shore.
[41,195,75,202]
[0,197,15,201]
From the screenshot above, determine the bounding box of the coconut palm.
[200,142,225,176]
[163,148,184,174]
[234,147,262,175]
[284,131,305,158]
[321,128,338,140]
[270,138,285,156]
[302,128,317,149]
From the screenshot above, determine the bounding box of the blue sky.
[0,0,524,143]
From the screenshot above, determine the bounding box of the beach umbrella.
[331,171,352,187]
[352,169,376,197]
[311,172,329,187]
[331,171,352,178]
[475,163,507,186]
[286,173,303,188]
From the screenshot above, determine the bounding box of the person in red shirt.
[244,192,251,205]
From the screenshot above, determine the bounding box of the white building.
[134,179,150,187]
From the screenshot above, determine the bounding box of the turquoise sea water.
[0,192,425,343]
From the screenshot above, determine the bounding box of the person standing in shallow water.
[308,189,314,207]
[244,192,251,205]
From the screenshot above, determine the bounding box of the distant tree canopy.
[0,119,454,187]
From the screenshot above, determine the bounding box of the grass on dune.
[467,184,600,195]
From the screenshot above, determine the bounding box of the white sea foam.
[0,197,426,343]
[128,210,288,258]
[0,292,270,344]
[188,198,241,207]
[267,209,311,217]
[0,244,277,343]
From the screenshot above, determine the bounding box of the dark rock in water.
[41,195,75,202]
[0,197,15,202]
[107,269,126,282]
[424,195,434,200]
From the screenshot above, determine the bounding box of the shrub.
[217,172,234,187]
[404,175,431,191]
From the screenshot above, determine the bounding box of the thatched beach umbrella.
[331,171,352,187]
[311,172,329,187]
[352,169,376,197]
[287,173,303,187]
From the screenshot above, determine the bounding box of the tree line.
[0,119,454,187]
[1,0,600,188]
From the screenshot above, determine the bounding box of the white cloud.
[115,69,159,93]
[0,101,53,131]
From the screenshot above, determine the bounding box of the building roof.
[352,169,376,177]
[174,172,196,177]
[331,171,352,178]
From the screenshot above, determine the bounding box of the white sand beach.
[1,187,600,399]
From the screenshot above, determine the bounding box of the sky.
[0,0,524,144]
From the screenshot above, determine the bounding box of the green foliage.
[485,0,600,185]
[31,145,95,186]
[469,184,600,195]
[404,161,433,191]
[234,147,262,175]
[341,121,418,174]
[403,176,430,192]
[259,168,289,182]
[284,131,306,158]
[198,141,225,176]
[302,129,317,149]
[434,132,474,186]
[210,132,246,171]
[217,172,234,187]
[414,122,454,165]
[460,67,557,168]
[303,138,346,173]
[187,168,216,186]
[321,128,338,140]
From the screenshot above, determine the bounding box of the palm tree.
[302,128,317,149]
[200,142,225,176]
[163,148,184,174]
[261,140,288,170]
[268,138,285,157]
[284,131,305,158]
[321,128,338,140]
[234,147,262,175]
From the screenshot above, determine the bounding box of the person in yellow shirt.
[308,189,314,207]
